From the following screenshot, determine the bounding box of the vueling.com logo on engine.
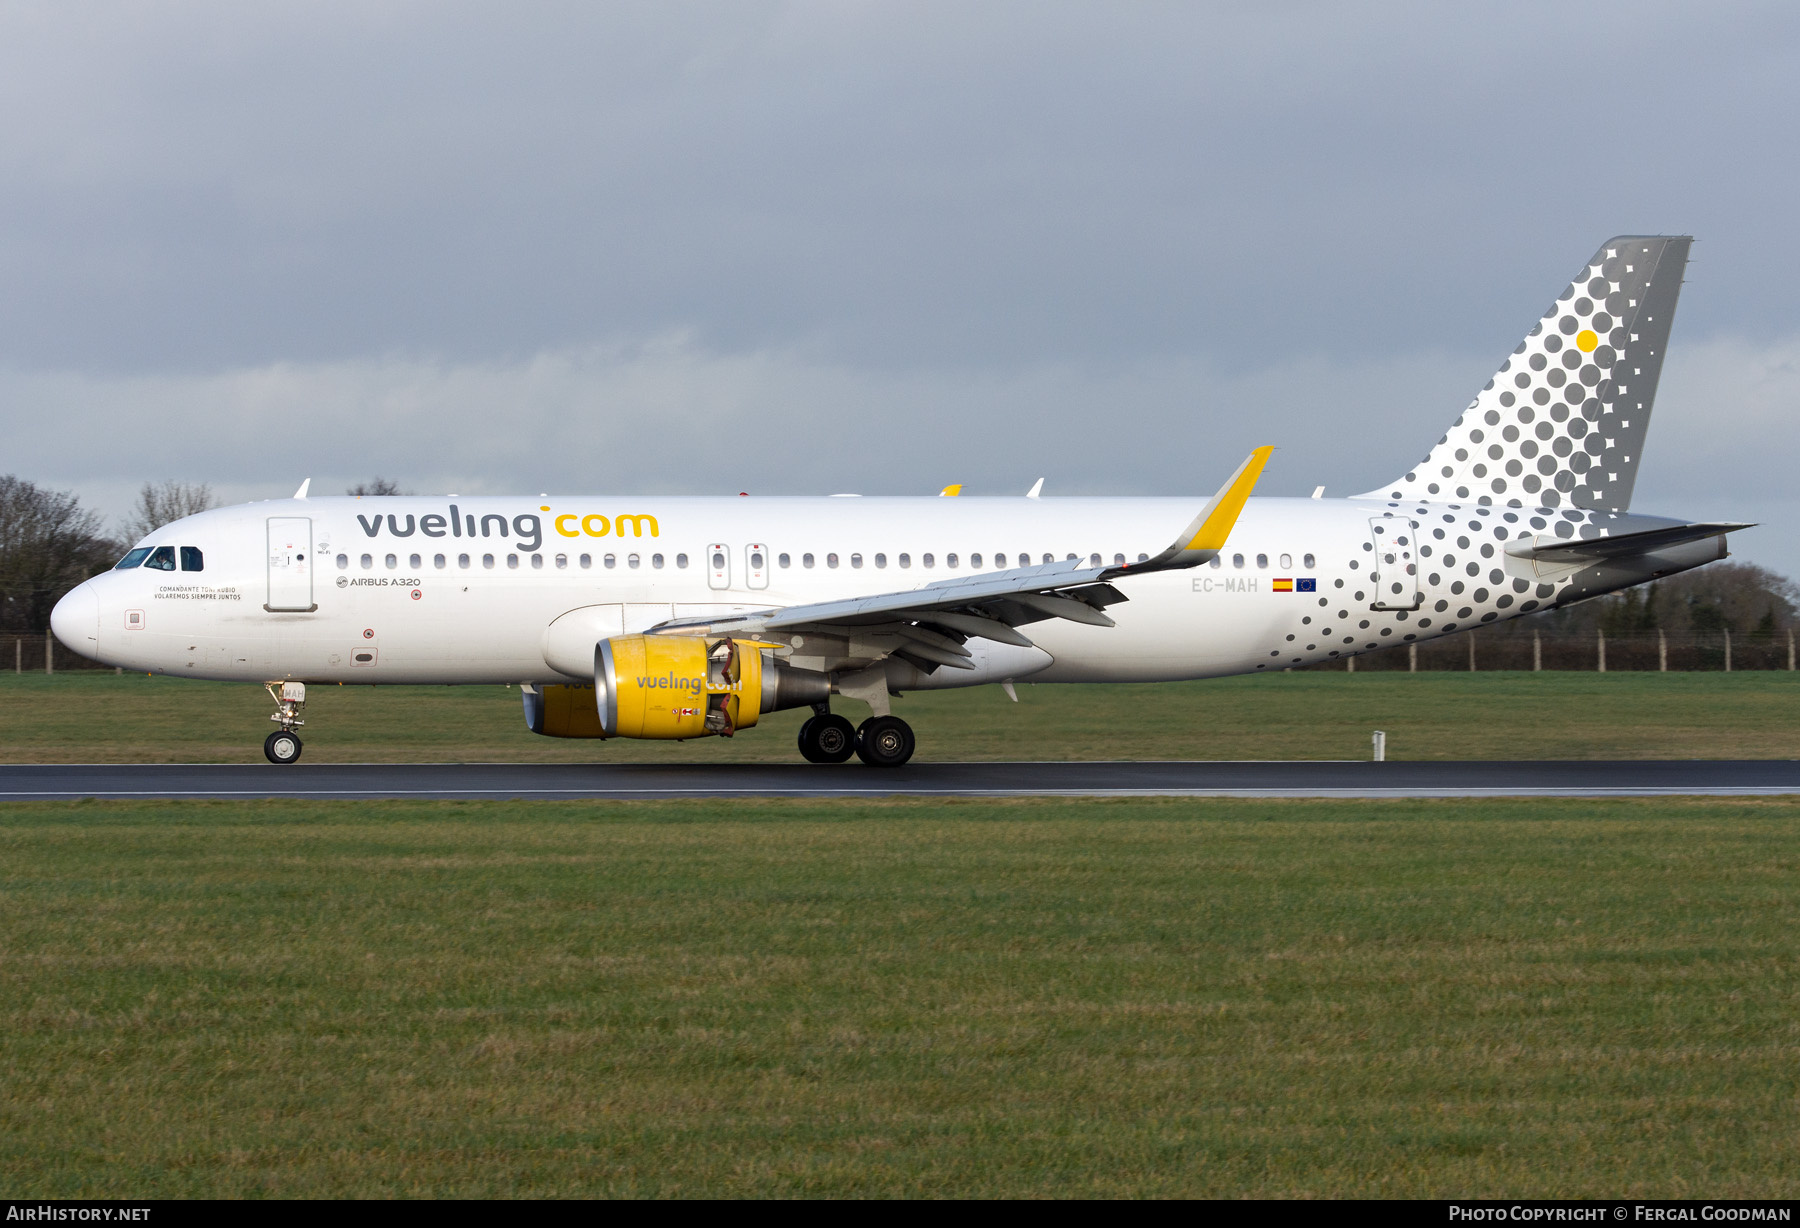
[636,672,706,694]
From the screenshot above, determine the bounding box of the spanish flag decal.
[1273,578,1294,592]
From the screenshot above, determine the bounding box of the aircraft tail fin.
[1364,235,1691,513]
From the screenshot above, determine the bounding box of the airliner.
[52,235,1745,766]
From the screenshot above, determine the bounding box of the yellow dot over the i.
[1576,329,1599,352]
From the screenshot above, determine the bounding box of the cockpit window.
[144,546,177,571]
[114,547,152,570]
[180,547,203,572]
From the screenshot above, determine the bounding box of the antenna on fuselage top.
[1026,478,1044,499]
[293,478,311,499]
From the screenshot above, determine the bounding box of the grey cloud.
[0,2,1796,578]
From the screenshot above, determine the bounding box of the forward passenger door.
[265,518,316,612]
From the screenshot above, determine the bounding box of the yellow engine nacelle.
[524,635,830,740]
[599,634,765,739]
[521,682,606,738]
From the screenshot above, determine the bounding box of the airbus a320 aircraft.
[53,235,1746,766]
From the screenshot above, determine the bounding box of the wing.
[653,447,1273,672]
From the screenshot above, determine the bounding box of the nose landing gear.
[264,728,303,765]
[264,681,306,765]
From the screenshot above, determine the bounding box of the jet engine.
[523,635,830,739]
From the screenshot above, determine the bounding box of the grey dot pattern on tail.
[1369,236,1689,515]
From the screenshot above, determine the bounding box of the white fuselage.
[53,492,1691,689]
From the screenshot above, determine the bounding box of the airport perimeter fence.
[1320,628,1799,672]
[6,627,1798,678]
[5,632,121,675]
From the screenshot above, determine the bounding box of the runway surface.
[3,760,1800,800]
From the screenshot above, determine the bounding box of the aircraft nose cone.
[50,582,99,652]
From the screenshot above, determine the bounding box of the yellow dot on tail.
[1576,329,1599,352]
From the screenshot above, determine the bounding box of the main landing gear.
[797,708,915,767]
[264,681,306,765]
[797,712,856,764]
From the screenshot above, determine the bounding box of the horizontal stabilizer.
[1504,521,1751,563]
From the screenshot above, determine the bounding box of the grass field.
[4,670,1800,762]
[3,796,1797,1197]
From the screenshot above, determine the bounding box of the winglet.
[1026,478,1044,499]
[939,484,963,496]
[1119,446,1274,575]
[294,478,311,499]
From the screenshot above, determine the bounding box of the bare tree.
[121,479,214,544]
[347,477,410,496]
[0,476,120,632]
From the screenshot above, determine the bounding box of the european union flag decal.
[1296,577,1317,592]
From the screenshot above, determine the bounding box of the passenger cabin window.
[409,553,421,568]
[1114,553,1125,566]
[803,553,815,568]
[482,554,495,568]
[554,554,566,569]
[1256,554,1268,569]
[1303,553,1316,568]
[436,554,447,568]
[711,550,725,570]
[386,553,398,569]
[993,553,1006,568]
[1209,556,1221,568]
[361,554,373,569]
[1090,553,1101,566]
[507,554,519,569]
[947,553,958,568]
[605,554,617,569]
[579,554,592,569]
[1232,553,1245,568]
[971,553,983,568]
[829,553,841,568]
[921,553,933,568]
[651,553,663,569]
[1137,553,1148,563]
[1279,553,1292,569]
[899,553,911,568]
[336,553,348,570]
[458,553,471,568]
[532,554,544,569]
[628,554,641,569]
[778,553,791,568]
[875,553,888,568]
[676,553,688,569]
[115,547,152,570]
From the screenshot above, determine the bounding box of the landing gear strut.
[797,712,857,764]
[264,681,306,765]
[855,715,915,767]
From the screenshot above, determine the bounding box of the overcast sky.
[5,1,1800,576]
